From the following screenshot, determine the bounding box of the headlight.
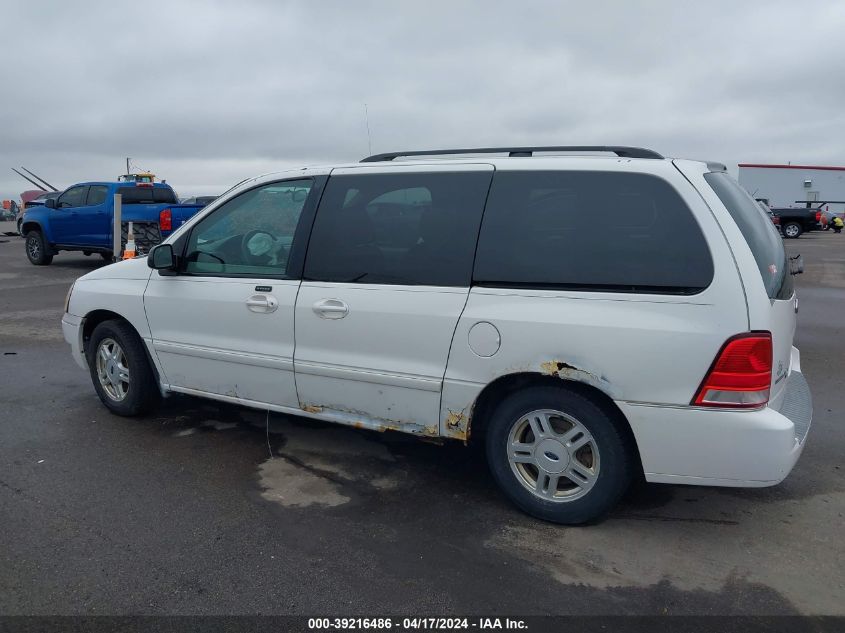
[64,281,75,313]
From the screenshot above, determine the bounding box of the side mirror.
[45,198,56,209]
[148,243,176,270]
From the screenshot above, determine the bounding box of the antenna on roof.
[363,103,372,156]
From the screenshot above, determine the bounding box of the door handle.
[246,294,279,313]
[313,298,349,319]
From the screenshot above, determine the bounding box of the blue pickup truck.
[21,181,204,265]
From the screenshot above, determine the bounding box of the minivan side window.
[304,172,492,286]
[474,171,714,294]
[704,172,793,300]
[182,179,312,278]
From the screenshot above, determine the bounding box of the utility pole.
[126,157,130,175]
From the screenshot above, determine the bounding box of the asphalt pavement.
[1,220,843,616]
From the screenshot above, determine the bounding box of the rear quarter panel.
[440,159,748,440]
[675,160,798,402]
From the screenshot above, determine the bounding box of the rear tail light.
[693,332,772,408]
[159,208,172,231]
[816,211,822,221]
[772,216,780,225]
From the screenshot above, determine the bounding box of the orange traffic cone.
[123,222,136,259]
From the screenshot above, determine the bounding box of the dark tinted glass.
[474,171,713,293]
[57,186,88,209]
[118,186,178,204]
[86,185,108,206]
[705,172,793,300]
[305,171,492,286]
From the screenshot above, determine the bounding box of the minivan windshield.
[704,172,793,300]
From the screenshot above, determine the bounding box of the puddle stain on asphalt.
[256,414,404,508]
[162,400,406,508]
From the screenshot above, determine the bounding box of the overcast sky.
[2,0,845,200]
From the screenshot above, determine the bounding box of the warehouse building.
[738,163,845,214]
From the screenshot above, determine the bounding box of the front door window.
[183,180,312,277]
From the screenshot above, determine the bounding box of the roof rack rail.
[361,146,664,162]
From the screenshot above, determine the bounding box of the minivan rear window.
[473,171,714,294]
[117,187,178,204]
[704,172,793,300]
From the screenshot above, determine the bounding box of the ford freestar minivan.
[62,146,812,524]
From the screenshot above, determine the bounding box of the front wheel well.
[82,310,128,348]
[467,372,644,476]
[22,222,44,237]
[81,311,161,385]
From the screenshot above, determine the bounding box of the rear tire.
[25,230,53,265]
[783,222,802,238]
[485,384,633,524]
[86,320,160,416]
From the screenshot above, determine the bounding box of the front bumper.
[62,313,87,371]
[621,346,812,487]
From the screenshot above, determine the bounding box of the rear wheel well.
[467,372,643,476]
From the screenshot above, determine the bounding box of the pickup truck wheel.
[783,222,803,238]
[86,320,160,416]
[25,230,53,265]
[485,385,633,525]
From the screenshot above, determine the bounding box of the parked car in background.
[769,207,817,238]
[180,195,217,206]
[21,181,206,265]
[24,190,61,209]
[62,146,811,525]
[757,200,781,234]
[17,191,61,235]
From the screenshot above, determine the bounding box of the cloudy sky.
[2,0,845,200]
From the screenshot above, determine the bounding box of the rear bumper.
[62,313,87,371]
[621,347,812,487]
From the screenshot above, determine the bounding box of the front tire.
[86,320,160,416]
[783,222,803,238]
[25,230,53,265]
[485,385,633,524]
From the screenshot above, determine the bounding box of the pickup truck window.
[57,186,88,209]
[183,179,312,278]
[117,187,178,204]
[86,185,108,206]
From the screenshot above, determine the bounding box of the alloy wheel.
[27,235,40,260]
[95,338,130,402]
[507,409,600,502]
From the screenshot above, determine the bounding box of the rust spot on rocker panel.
[444,409,469,441]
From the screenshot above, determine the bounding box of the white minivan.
[62,146,812,524]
